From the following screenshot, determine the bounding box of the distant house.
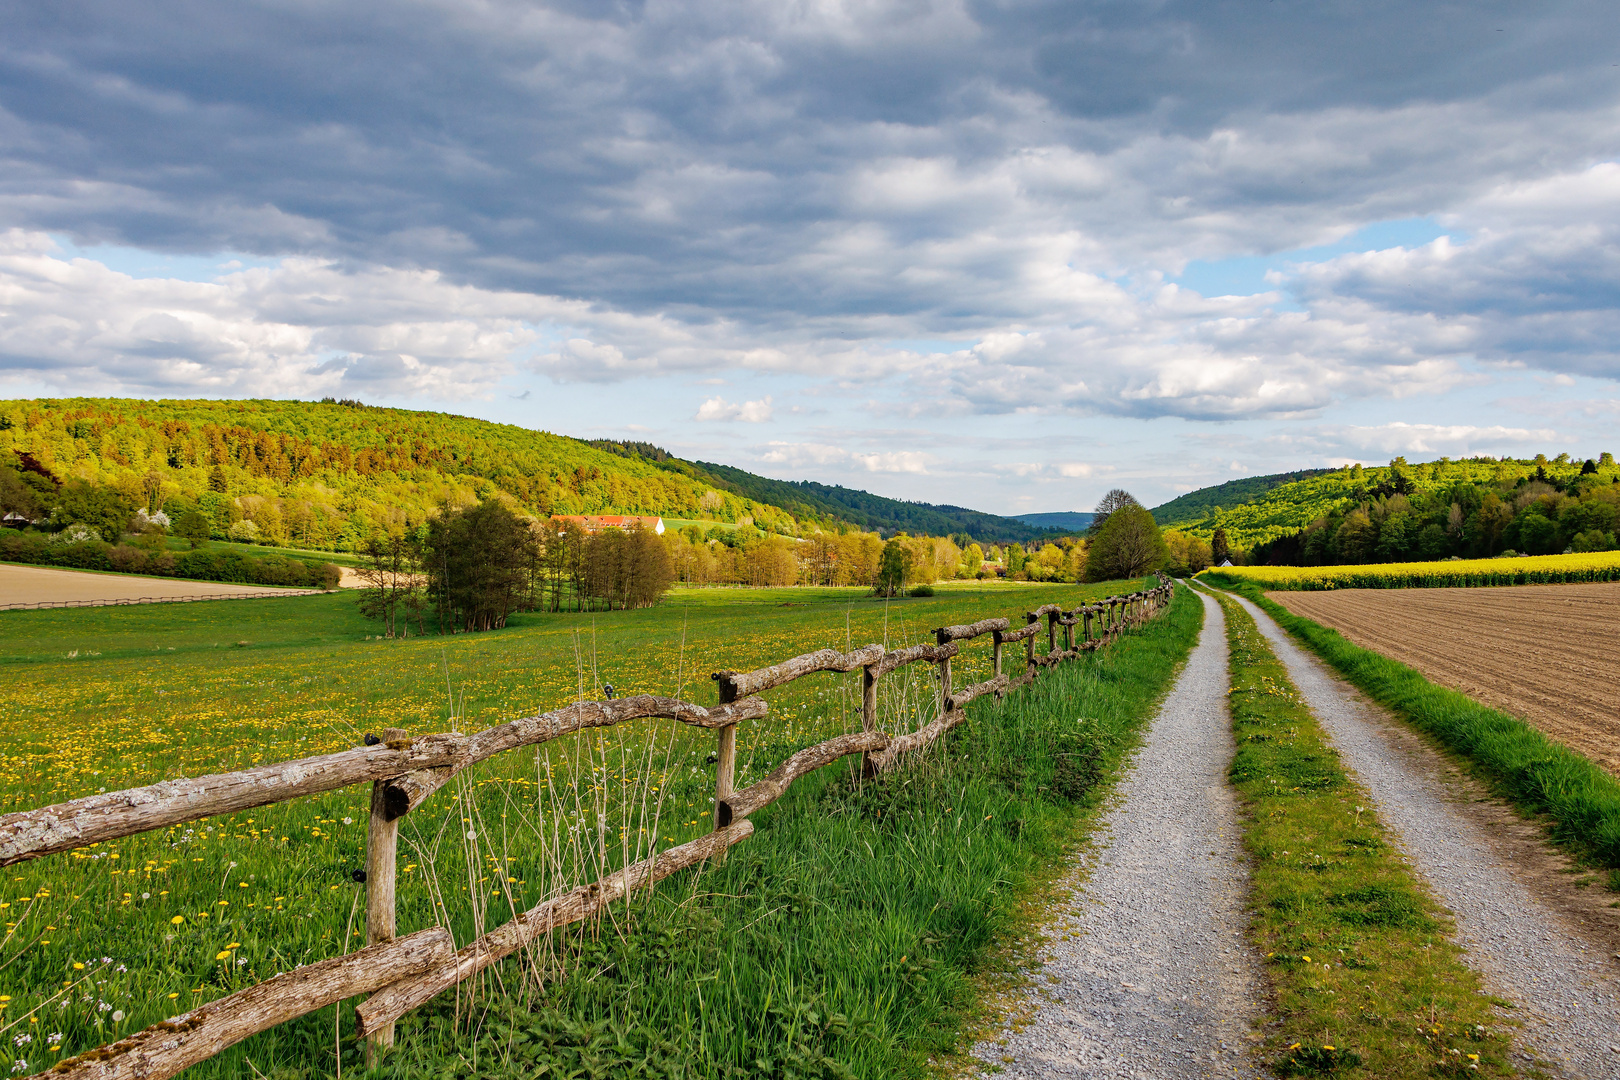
[1218,558,1233,567]
[550,514,666,536]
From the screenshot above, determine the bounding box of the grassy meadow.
[0,577,1196,1077]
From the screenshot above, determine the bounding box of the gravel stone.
[974,590,1267,1078]
[1230,592,1620,1079]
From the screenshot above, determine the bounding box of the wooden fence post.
[991,630,1004,700]
[860,664,879,777]
[365,727,407,1067]
[714,723,737,836]
[1024,613,1038,676]
[1083,608,1092,646]
[934,629,953,711]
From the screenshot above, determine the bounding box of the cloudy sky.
[2,1,1618,514]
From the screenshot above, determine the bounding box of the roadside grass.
[1204,575,1620,873]
[0,576,1181,1077]
[1205,586,1515,1077]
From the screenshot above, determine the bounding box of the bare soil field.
[1269,582,1620,776]
[0,563,320,608]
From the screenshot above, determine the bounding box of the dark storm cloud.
[2,0,1619,424]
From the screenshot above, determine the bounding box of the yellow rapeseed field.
[1203,549,1620,590]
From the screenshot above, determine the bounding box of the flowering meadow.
[0,579,1140,1075]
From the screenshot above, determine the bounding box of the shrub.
[908,584,935,597]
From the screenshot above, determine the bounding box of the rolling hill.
[1013,511,1096,532]
[0,398,1057,550]
[1149,470,1336,528]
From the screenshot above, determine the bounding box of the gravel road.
[974,589,1267,1079]
[1228,592,1620,1078]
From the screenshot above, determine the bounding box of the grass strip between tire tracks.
[1204,573,1620,874]
[1203,585,1514,1078]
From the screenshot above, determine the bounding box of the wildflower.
[166,993,178,1000]
[12,1059,26,1073]
[170,916,185,925]
[214,951,231,961]
[11,1035,27,1047]
[111,1011,123,1023]
[72,963,84,971]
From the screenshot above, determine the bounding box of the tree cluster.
[1249,456,1620,566]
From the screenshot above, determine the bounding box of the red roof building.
[550,514,666,535]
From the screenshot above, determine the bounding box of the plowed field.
[1269,582,1620,776]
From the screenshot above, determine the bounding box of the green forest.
[1176,454,1620,564]
[0,399,1058,551]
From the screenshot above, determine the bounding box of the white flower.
[97,1001,112,1012]
[466,830,476,839]
[236,959,247,967]
[12,1059,27,1073]
[46,1035,61,1044]
[111,1011,124,1023]
[342,817,353,825]
[11,1034,28,1046]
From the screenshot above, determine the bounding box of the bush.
[908,584,935,597]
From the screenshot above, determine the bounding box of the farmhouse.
[550,514,666,535]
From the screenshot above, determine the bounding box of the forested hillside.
[1149,469,1335,527]
[1172,454,1620,560]
[0,399,1059,552]
[0,398,803,551]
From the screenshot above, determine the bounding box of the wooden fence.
[0,589,326,612]
[3,582,1175,1079]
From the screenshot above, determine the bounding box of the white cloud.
[694,395,774,422]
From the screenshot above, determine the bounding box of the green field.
[0,576,1192,1077]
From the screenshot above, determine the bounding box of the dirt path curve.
[974,589,1267,1079]
[0,563,321,608]
[1227,592,1620,1078]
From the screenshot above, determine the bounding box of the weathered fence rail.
[20,580,1175,1078]
[0,588,327,612]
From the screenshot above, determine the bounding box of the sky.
[2,1,1619,515]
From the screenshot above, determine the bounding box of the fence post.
[713,723,738,857]
[933,628,954,713]
[1083,607,1092,646]
[1045,611,1058,656]
[1062,612,1074,653]
[991,629,1004,698]
[1024,613,1038,676]
[364,726,407,1067]
[860,663,879,777]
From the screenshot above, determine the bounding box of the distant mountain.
[1150,470,1337,528]
[1013,511,1095,532]
[679,461,1063,543]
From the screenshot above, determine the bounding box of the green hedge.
[0,528,341,590]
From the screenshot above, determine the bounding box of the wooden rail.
[12,580,1175,1078]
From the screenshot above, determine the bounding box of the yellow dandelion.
[170,916,185,924]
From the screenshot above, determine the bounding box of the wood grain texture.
[50,928,452,1080]
[712,645,885,702]
[354,825,754,1034]
[717,731,889,824]
[870,642,958,679]
[931,617,1009,642]
[946,674,1009,711]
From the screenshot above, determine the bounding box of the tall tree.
[356,534,421,638]
[1083,503,1169,582]
[1089,489,1139,535]
[422,500,539,632]
[1211,528,1231,565]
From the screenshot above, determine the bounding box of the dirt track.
[1269,582,1620,776]
[0,563,320,607]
